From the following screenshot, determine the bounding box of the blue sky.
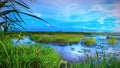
[22,0,120,32]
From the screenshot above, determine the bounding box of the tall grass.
[0,39,62,68]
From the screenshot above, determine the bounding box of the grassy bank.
[0,38,62,68]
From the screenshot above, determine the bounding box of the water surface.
[12,35,120,63]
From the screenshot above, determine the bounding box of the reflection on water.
[47,35,120,62]
[12,35,120,63]
[12,36,35,45]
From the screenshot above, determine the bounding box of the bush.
[108,38,117,45]
[82,37,96,45]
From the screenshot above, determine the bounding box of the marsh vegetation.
[1,0,120,68]
[1,33,120,68]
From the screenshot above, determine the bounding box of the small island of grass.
[29,33,84,45]
[108,38,117,45]
[82,37,96,46]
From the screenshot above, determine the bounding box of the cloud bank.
[24,0,120,32]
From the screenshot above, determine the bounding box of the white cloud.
[89,4,109,12]
[29,0,120,32]
[31,21,35,23]
[31,0,120,22]
[113,25,120,32]
[33,13,42,17]
[109,3,120,32]
[108,3,120,17]
[74,26,89,28]
[46,24,50,26]
[116,20,120,23]
[53,4,112,22]
[74,26,98,30]
[98,18,105,24]
[35,0,115,22]
[113,19,120,32]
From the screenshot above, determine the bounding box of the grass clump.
[0,40,62,68]
[108,38,117,45]
[82,37,96,45]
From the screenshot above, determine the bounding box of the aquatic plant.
[82,37,96,45]
[108,38,117,45]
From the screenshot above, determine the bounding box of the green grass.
[6,32,84,45]
[29,33,84,45]
[108,38,117,45]
[1,39,120,68]
[82,37,96,45]
[0,39,62,68]
[1,32,120,68]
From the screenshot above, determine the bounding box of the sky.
[22,0,120,32]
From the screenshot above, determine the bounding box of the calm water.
[12,35,120,63]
